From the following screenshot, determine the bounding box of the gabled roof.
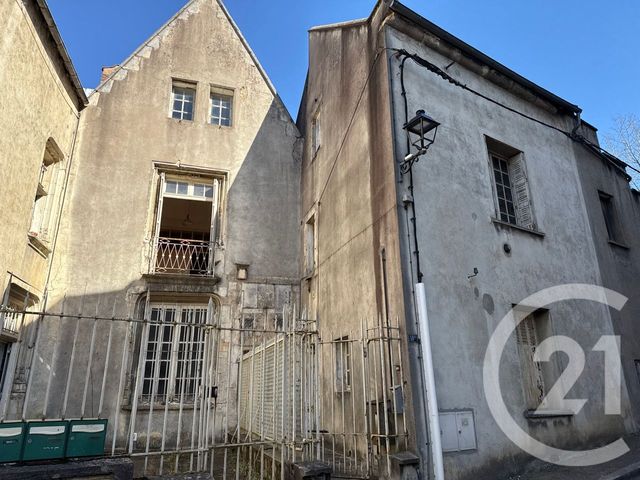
[93,0,278,101]
[34,0,88,108]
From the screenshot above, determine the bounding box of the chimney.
[100,65,119,84]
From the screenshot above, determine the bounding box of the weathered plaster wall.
[386,22,632,480]
[15,0,301,452]
[0,0,81,297]
[573,131,640,429]
[299,7,421,474]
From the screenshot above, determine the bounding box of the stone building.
[0,0,86,411]
[1,0,301,476]
[298,1,640,479]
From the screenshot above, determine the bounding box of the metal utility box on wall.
[66,419,108,458]
[22,421,68,461]
[440,410,477,452]
[0,422,25,462]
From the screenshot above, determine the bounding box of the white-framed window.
[152,171,222,276]
[486,137,535,230]
[334,336,351,393]
[171,81,196,121]
[141,303,209,403]
[164,178,215,200]
[209,87,233,126]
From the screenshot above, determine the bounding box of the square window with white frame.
[209,87,233,127]
[171,81,196,121]
[486,137,535,230]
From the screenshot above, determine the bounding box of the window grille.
[141,305,207,403]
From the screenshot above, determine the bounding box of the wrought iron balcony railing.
[152,237,213,277]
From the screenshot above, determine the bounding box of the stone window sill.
[27,233,51,258]
[525,409,574,419]
[608,239,630,250]
[491,217,545,238]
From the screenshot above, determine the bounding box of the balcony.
[1,308,21,340]
[152,237,214,277]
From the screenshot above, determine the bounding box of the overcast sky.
[48,0,639,136]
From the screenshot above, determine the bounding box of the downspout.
[398,51,445,480]
[415,283,445,480]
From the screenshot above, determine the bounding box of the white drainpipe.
[415,282,445,480]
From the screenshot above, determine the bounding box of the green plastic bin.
[0,422,25,462]
[22,421,68,461]
[65,419,108,458]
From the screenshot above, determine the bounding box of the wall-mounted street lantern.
[402,109,440,173]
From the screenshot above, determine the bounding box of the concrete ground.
[507,435,640,480]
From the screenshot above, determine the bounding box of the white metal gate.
[0,296,409,479]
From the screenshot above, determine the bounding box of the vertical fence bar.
[98,299,117,418]
[144,305,166,474]
[112,316,131,455]
[190,309,207,472]
[196,309,209,471]
[61,294,85,420]
[361,318,371,476]
[43,297,65,419]
[234,320,245,480]
[174,308,196,472]
[128,292,151,454]
[81,297,101,419]
[377,317,391,478]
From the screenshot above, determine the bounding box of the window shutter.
[150,173,166,273]
[509,155,534,229]
[207,179,220,275]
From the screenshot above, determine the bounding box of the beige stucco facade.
[0,0,84,304]
[1,0,301,468]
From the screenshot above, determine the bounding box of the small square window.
[171,83,196,121]
[210,91,233,127]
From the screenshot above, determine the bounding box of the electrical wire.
[392,48,640,178]
[317,48,387,203]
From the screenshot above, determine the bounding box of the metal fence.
[0,297,409,479]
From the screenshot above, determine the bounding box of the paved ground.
[507,435,640,480]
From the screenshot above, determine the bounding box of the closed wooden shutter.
[509,154,534,229]
[516,315,546,408]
